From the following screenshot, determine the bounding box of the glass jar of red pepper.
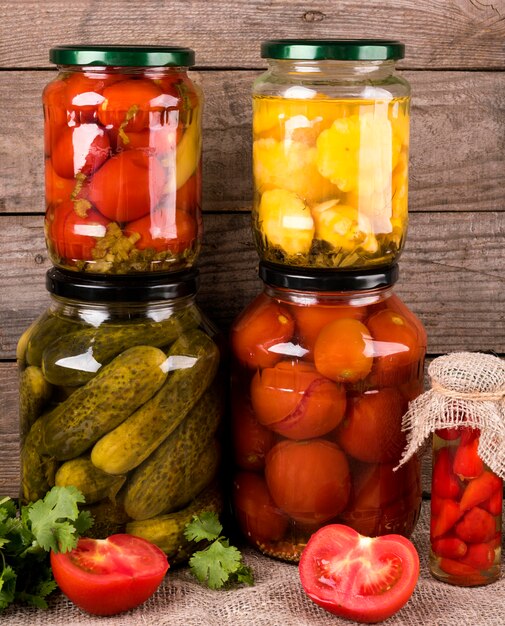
[430,426,502,586]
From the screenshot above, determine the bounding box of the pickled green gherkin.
[24,311,80,367]
[91,329,220,475]
[41,345,169,460]
[21,418,58,503]
[42,306,201,387]
[17,319,37,365]
[124,387,223,520]
[125,482,223,563]
[126,440,220,521]
[55,457,126,505]
[19,366,52,437]
[84,497,131,538]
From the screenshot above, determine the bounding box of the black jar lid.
[261,39,404,61]
[49,45,195,67]
[259,262,399,292]
[46,267,199,302]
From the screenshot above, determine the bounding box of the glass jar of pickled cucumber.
[43,45,202,274]
[253,40,410,270]
[230,263,425,562]
[17,268,223,565]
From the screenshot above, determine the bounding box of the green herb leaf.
[184,512,254,590]
[0,486,93,611]
[74,510,94,537]
[0,565,17,610]
[27,486,88,553]
[233,563,255,587]
[184,511,222,543]
[189,540,242,589]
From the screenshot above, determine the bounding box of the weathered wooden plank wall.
[0,0,504,496]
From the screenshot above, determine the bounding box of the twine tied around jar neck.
[430,380,505,402]
[397,352,505,478]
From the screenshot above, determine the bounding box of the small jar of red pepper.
[431,427,502,585]
[399,351,504,587]
[43,45,202,274]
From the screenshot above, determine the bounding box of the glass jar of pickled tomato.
[43,45,202,274]
[230,263,426,561]
[430,427,502,586]
[253,40,410,270]
[17,268,224,564]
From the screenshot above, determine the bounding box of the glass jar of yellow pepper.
[252,40,410,270]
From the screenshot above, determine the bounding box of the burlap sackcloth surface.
[2,502,504,626]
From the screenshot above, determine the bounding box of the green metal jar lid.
[261,39,404,61]
[49,45,195,67]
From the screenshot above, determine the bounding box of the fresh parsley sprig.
[0,486,93,611]
[184,511,254,590]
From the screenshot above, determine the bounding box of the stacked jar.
[230,40,427,561]
[18,46,223,565]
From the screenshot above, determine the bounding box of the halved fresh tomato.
[50,534,169,616]
[299,524,419,624]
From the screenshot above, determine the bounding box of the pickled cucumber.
[17,319,38,366]
[21,418,58,503]
[124,387,222,520]
[19,366,52,436]
[127,439,220,521]
[84,496,131,538]
[91,329,219,475]
[55,457,126,505]
[41,345,168,460]
[25,312,79,367]
[42,306,200,387]
[125,482,223,563]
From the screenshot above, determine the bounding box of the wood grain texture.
[0,70,505,215]
[0,211,504,360]
[0,363,20,497]
[0,1,505,69]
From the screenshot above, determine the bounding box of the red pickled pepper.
[430,426,503,586]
